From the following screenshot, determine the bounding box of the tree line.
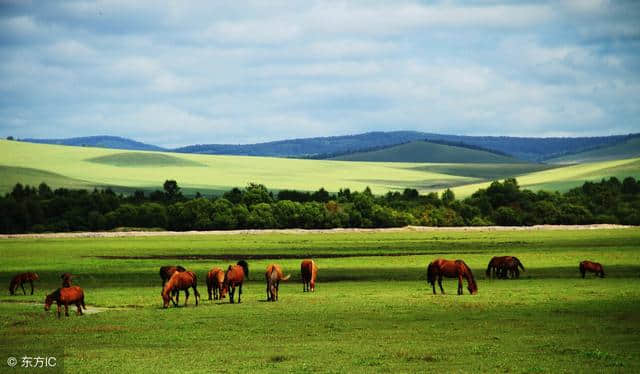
[1,177,639,234]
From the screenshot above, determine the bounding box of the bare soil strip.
[1,300,123,314]
[0,224,631,240]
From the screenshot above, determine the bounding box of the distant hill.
[172,131,427,157]
[20,136,165,152]
[17,131,636,162]
[546,135,640,164]
[331,141,521,163]
[173,131,632,162]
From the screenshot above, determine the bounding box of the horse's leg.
[208,282,213,300]
[64,303,69,317]
[275,280,280,301]
[458,274,463,295]
[438,276,444,294]
[56,302,61,319]
[21,282,26,295]
[30,280,34,295]
[194,286,200,306]
[230,286,235,304]
[76,302,83,316]
[432,281,436,295]
[238,283,242,304]
[184,288,190,307]
[266,280,270,301]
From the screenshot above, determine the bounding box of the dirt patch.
[0,224,632,240]
[1,300,129,314]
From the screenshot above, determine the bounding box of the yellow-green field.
[1,140,639,197]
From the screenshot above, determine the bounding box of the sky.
[1,0,639,148]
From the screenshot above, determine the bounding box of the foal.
[9,272,39,295]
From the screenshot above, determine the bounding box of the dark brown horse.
[580,261,605,278]
[159,265,186,303]
[223,260,249,304]
[206,267,226,300]
[44,286,86,318]
[61,273,74,287]
[427,259,478,295]
[161,270,200,308]
[9,272,39,295]
[486,256,525,279]
[301,259,318,292]
[265,264,290,301]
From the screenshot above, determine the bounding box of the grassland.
[1,228,639,373]
[332,141,519,163]
[548,137,640,164]
[1,140,639,197]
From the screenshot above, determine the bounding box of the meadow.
[2,139,640,198]
[1,228,639,373]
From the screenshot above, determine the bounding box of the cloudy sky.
[1,0,639,147]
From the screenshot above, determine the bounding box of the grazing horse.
[265,264,290,302]
[9,272,39,295]
[162,271,199,308]
[427,259,478,295]
[159,265,186,303]
[61,273,73,287]
[44,286,86,318]
[206,267,226,300]
[486,256,525,279]
[223,260,249,304]
[301,259,318,292]
[580,261,605,278]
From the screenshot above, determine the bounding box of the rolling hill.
[331,140,521,163]
[20,135,165,152]
[18,132,635,162]
[1,140,639,198]
[546,136,640,164]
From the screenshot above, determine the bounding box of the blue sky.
[1,0,639,147]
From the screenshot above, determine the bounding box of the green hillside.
[547,136,640,164]
[1,140,638,198]
[331,141,520,163]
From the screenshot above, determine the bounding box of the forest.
[1,177,639,234]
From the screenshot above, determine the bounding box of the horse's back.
[60,286,84,303]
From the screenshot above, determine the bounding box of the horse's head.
[468,282,478,295]
[44,294,53,311]
[161,291,171,308]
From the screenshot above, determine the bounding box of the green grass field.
[1,140,639,198]
[1,228,639,373]
[548,137,640,164]
[332,140,520,163]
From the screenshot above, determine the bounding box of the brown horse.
[61,273,73,287]
[159,265,186,303]
[301,259,318,292]
[486,256,525,279]
[580,261,605,278]
[206,267,226,300]
[223,260,249,304]
[427,259,478,295]
[9,272,39,295]
[44,286,86,318]
[265,264,290,302]
[162,270,200,308]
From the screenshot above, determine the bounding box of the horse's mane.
[456,260,477,289]
[237,260,249,278]
[48,288,61,301]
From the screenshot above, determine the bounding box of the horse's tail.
[486,258,495,277]
[237,260,249,279]
[427,262,435,286]
[514,257,525,272]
